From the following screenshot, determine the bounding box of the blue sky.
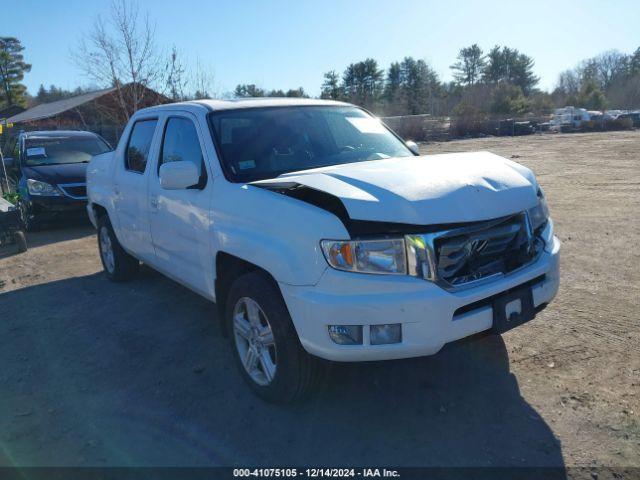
[4,0,639,97]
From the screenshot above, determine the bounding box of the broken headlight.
[528,188,549,232]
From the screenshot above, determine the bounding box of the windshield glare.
[208,106,413,182]
[24,136,110,166]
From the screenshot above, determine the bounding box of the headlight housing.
[320,238,407,275]
[527,188,549,232]
[27,179,62,196]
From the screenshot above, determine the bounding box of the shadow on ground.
[23,220,94,249]
[1,221,93,260]
[0,268,564,469]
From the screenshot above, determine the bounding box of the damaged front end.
[252,181,551,291]
[250,181,469,237]
[406,212,544,290]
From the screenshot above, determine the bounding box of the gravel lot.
[0,131,638,471]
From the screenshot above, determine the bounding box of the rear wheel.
[97,215,139,282]
[226,271,324,403]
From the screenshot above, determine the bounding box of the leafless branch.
[189,59,217,99]
[71,0,162,121]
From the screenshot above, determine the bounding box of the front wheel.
[97,215,139,282]
[226,271,324,403]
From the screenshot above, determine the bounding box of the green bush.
[2,191,19,205]
[490,84,529,115]
[451,102,489,136]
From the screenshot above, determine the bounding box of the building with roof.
[0,105,25,121]
[4,84,169,145]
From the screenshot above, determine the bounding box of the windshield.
[24,136,111,166]
[208,106,413,182]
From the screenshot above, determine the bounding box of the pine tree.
[450,44,485,86]
[0,37,31,107]
[320,71,341,100]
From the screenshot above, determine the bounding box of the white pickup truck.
[87,98,560,402]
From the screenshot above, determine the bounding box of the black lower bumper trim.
[453,274,546,318]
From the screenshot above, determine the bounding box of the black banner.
[0,467,638,480]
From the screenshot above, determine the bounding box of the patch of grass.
[2,192,19,204]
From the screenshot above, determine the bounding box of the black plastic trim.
[453,274,546,318]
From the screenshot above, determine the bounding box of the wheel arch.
[215,251,281,336]
[90,202,130,252]
[91,203,108,223]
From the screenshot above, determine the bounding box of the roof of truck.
[139,97,351,114]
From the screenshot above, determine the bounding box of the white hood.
[253,151,539,225]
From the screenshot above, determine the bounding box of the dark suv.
[4,130,111,230]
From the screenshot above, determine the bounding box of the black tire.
[97,215,139,282]
[13,231,27,253]
[226,271,324,403]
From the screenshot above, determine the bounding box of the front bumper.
[280,234,560,362]
[26,196,87,220]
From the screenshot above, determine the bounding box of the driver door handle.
[150,195,158,211]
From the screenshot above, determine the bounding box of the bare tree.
[593,50,629,90]
[190,59,216,99]
[552,69,581,105]
[607,75,640,109]
[73,0,162,121]
[164,46,187,101]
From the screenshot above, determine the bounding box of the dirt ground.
[0,131,638,472]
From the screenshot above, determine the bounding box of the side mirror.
[159,161,200,190]
[405,140,420,156]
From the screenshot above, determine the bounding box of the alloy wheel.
[232,297,277,386]
[99,226,115,274]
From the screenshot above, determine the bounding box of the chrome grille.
[434,214,533,286]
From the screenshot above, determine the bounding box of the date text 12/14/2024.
[233,468,400,478]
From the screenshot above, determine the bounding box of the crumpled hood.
[252,151,539,225]
[22,163,87,185]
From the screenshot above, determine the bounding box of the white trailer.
[550,106,590,131]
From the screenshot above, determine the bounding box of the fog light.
[328,325,363,345]
[370,324,401,345]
